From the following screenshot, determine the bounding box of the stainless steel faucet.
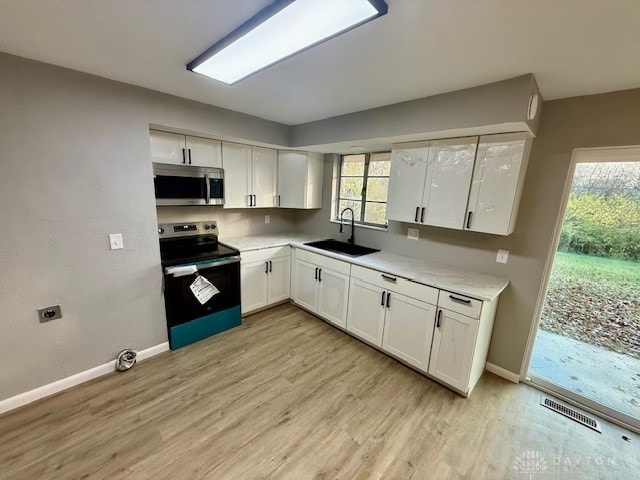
[339,207,355,245]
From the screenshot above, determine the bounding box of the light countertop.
[221,233,509,301]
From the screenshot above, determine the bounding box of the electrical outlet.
[109,233,123,250]
[407,228,419,240]
[38,305,62,322]
[264,215,270,224]
[496,249,509,264]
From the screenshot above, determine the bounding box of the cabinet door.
[465,132,528,235]
[386,144,429,223]
[251,147,278,207]
[268,255,291,304]
[222,142,252,208]
[428,309,478,393]
[346,278,386,346]
[277,151,307,208]
[382,293,436,372]
[150,131,186,165]
[423,137,478,229]
[240,261,269,314]
[317,267,350,328]
[292,259,318,312]
[185,136,222,168]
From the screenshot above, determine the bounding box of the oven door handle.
[204,173,211,204]
[165,255,241,275]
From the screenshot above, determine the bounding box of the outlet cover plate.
[407,228,419,240]
[496,249,509,264]
[109,233,123,250]
[265,215,270,224]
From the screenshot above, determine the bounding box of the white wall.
[0,52,293,401]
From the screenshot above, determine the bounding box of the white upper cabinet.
[150,131,186,165]
[185,136,222,168]
[277,151,323,209]
[465,132,531,235]
[422,137,478,229]
[251,147,278,208]
[222,142,278,208]
[386,142,429,223]
[222,142,252,208]
[150,130,221,167]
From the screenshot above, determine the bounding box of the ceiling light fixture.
[187,0,388,85]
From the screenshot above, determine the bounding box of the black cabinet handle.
[436,309,442,328]
[449,295,471,304]
[466,211,473,229]
[414,206,419,222]
[252,194,257,206]
[269,260,272,273]
[315,267,318,280]
[420,207,425,223]
[278,195,281,207]
[188,148,192,165]
[265,262,269,274]
[182,148,186,164]
[381,291,386,306]
[386,292,391,308]
[381,274,397,283]
[318,268,322,282]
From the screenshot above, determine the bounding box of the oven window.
[164,261,240,327]
[155,175,206,199]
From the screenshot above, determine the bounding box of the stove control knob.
[204,224,211,230]
[209,224,216,230]
[158,227,165,234]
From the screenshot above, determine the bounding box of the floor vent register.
[540,397,602,433]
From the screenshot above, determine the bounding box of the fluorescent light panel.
[188,0,388,85]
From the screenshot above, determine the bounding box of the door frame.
[519,145,640,431]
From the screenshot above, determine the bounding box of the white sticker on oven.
[190,275,220,305]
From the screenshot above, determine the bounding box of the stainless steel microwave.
[153,163,224,206]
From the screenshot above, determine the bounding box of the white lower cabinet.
[346,267,437,372]
[428,309,478,393]
[240,247,290,315]
[292,249,350,328]
[382,292,436,371]
[346,278,386,346]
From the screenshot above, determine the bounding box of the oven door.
[153,163,224,206]
[163,256,241,349]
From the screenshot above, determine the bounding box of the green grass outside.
[552,251,640,289]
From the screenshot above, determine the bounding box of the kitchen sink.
[304,239,379,257]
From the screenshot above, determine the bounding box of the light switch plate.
[407,228,419,240]
[264,215,270,224]
[109,233,123,250]
[496,249,509,264]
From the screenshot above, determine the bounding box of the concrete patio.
[529,329,640,422]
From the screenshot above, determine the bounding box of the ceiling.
[1,0,640,125]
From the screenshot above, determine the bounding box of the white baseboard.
[485,361,520,383]
[0,342,169,415]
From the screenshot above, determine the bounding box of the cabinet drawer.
[295,248,351,275]
[351,265,438,305]
[438,291,482,319]
[241,246,290,264]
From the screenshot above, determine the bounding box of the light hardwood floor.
[1,303,638,479]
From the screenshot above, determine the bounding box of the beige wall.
[296,87,640,375]
[0,53,293,401]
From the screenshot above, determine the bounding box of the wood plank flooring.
[1,303,638,479]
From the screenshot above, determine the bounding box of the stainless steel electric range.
[158,221,241,349]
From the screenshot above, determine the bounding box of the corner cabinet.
[222,142,277,208]
[292,248,350,328]
[277,151,324,209]
[150,130,222,168]
[386,132,532,236]
[240,247,291,315]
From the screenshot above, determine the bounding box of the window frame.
[335,151,391,229]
